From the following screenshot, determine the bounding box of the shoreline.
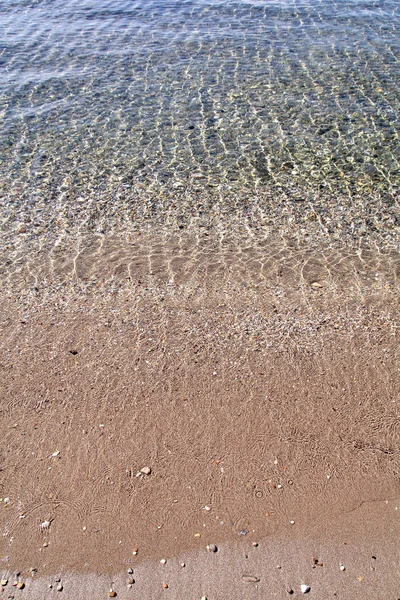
[1,495,399,598]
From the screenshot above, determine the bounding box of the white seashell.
[40,520,51,529]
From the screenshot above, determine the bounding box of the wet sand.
[2,498,400,599]
[1,232,400,597]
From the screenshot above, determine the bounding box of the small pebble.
[160,558,167,564]
[127,578,135,586]
[16,582,25,590]
[242,575,260,583]
[108,592,117,598]
[290,520,295,525]
[287,590,294,595]
[43,542,48,548]
[206,544,218,553]
[1,579,8,586]
[180,562,186,568]
[252,542,258,547]
[340,564,346,571]
[56,583,63,591]
[301,584,311,594]
[127,568,133,574]
[162,583,168,589]
[132,548,138,555]
[140,466,151,475]
[239,529,247,536]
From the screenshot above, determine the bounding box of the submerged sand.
[0,232,399,597]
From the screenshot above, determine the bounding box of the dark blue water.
[1,0,399,238]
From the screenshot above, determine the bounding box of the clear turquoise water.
[0,0,399,235]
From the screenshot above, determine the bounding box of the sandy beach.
[1,232,399,597]
[1,0,400,594]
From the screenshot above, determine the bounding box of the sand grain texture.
[0,235,399,597]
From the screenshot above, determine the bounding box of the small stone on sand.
[140,466,151,475]
[56,583,63,591]
[108,592,117,598]
[206,544,218,553]
[17,582,25,589]
[301,584,311,594]
[162,583,168,589]
[1,579,8,586]
[242,575,260,583]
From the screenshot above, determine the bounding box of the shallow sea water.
[1,4,400,583]
[1,0,400,287]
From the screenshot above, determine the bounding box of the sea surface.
[0,0,400,251]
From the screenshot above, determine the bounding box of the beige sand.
[0,234,399,597]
